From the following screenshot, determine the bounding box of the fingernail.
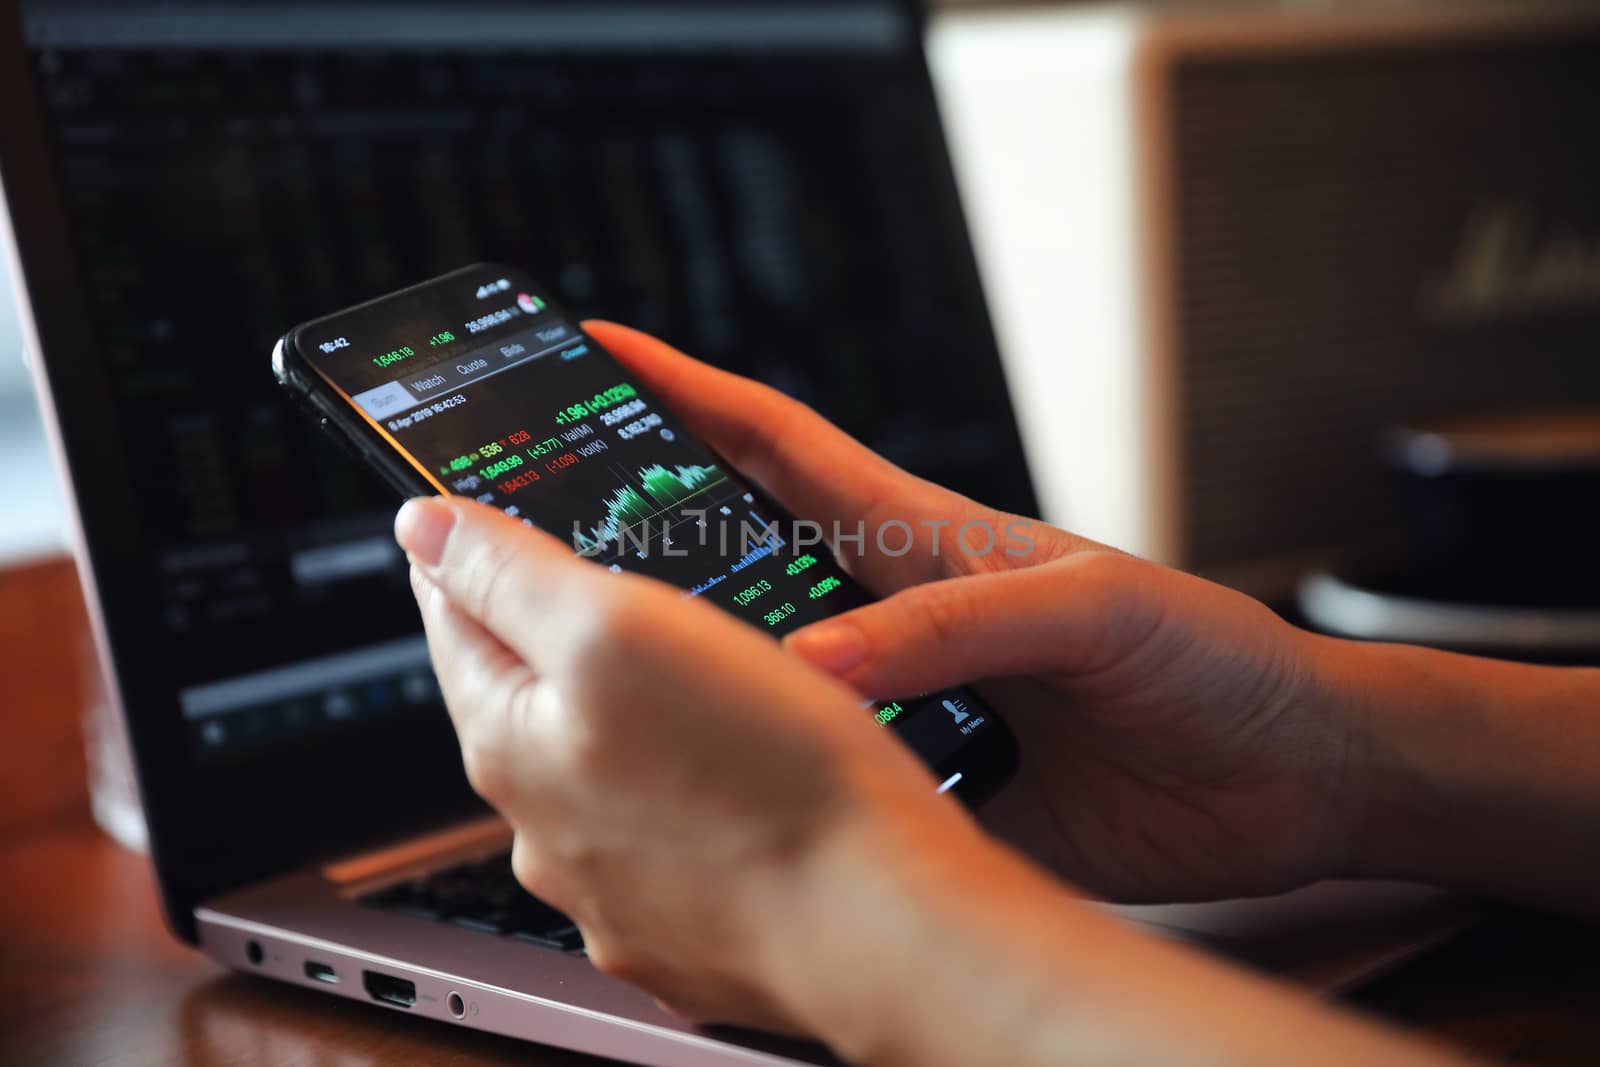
[785,623,869,676]
[395,497,456,568]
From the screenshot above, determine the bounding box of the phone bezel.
[275,263,1020,809]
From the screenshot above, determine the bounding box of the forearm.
[753,796,1470,1067]
[1322,636,1600,913]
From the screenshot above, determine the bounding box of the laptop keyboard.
[360,852,585,953]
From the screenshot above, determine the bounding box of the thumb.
[782,555,1142,697]
[395,495,607,672]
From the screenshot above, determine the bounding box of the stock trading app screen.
[18,2,1034,759]
[297,269,999,768]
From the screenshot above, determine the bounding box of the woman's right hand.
[587,321,1367,905]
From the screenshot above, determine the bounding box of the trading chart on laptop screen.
[17,1,1035,758]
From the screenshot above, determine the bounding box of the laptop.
[0,2,1472,1063]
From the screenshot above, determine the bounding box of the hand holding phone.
[274,264,1017,804]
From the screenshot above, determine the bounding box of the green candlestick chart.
[575,464,725,553]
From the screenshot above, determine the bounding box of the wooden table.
[2,556,1598,1066]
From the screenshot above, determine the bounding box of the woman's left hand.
[395,495,969,1030]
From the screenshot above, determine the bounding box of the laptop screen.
[16,1,1035,762]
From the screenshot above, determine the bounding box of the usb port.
[304,960,338,984]
[362,970,416,1009]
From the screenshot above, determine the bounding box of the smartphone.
[273,264,1018,806]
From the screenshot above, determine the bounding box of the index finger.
[583,320,989,591]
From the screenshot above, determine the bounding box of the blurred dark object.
[1299,412,1600,663]
[1386,413,1600,607]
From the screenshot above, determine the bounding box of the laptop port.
[447,991,466,1019]
[362,970,416,1009]
[304,960,338,984]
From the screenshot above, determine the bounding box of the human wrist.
[1306,636,1451,885]
[741,758,1473,1067]
[734,769,1010,1065]
[1318,635,1600,909]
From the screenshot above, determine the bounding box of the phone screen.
[285,265,1014,797]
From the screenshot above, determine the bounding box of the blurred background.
[0,251,65,562]
[3,0,1599,664]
